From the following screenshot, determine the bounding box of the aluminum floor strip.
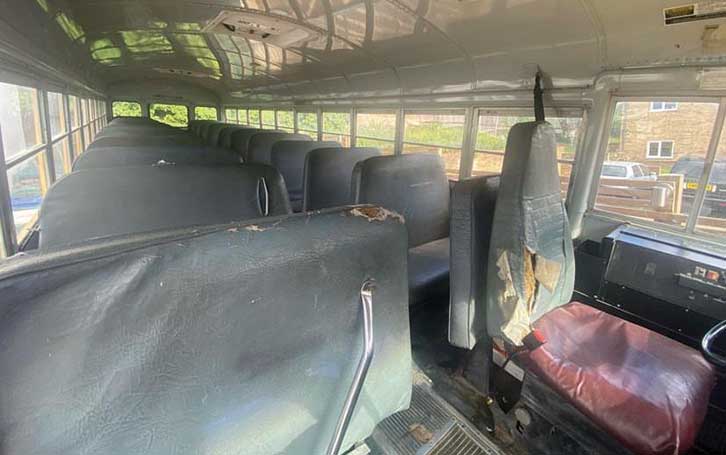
[367,374,503,455]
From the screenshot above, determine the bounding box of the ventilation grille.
[665,3,726,25]
[203,11,320,48]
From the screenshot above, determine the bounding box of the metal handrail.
[326,280,376,455]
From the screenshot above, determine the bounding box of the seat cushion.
[408,237,450,305]
[527,302,715,455]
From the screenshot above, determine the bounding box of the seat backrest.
[218,125,250,149]
[303,147,380,211]
[352,154,449,248]
[206,123,235,146]
[72,145,242,171]
[486,122,575,346]
[271,140,340,211]
[448,175,500,350]
[88,135,199,149]
[199,121,218,141]
[0,207,411,455]
[38,164,291,249]
[247,132,311,165]
[230,128,266,160]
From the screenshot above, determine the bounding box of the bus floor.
[360,300,525,455]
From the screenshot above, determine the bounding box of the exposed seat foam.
[270,140,340,211]
[527,302,715,455]
[72,145,242,171]
[246,132,311,165]
[0,207,412,454]
[38,165,291,249]
[352,154,450,305]
[303,147,380,211]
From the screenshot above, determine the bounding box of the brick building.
[608,101,717,173]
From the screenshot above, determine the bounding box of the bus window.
[224,108,237,123]
[276,110,294,132]
[248,109,261,127]
[474,112,580,195]
[296,111,317,136]
[193,106,217,121]
[261,110,275,129]
[403,110,465,180]
[595,101,719,230]
[111,101,142,118]
[151,103,189,127]
[237,109,248,125]
[356,111,396,155]
[0,82,46,239]
[322,111,351,146]
[696,130,726,235]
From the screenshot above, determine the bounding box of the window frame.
[150,102,190,127]
[590,95,726,241]
[111,100,143,118]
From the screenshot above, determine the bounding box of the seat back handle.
[326,280,376,455]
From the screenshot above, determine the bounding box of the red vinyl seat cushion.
[526,302,715,455]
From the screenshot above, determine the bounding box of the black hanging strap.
[534,71,545,122]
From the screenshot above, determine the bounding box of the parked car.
[671,156,726,217]
[601,161,657,180]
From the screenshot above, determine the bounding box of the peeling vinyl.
[347,207,405,224]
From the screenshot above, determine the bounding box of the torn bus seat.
[72,145,242,171]
[303,147,380,211]
[486,122,574,346]
[246,132,311,165]
[448,175,500,349]
[0,207,412,455]
[38,165,291,249]
[488,121,715,455]
[270,140,341,212]
[352,154,450,305]
[526,301,715,455]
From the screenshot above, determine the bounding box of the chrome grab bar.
[326,280,376,455]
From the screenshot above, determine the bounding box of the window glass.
[8,154,47,237]
[47,92,66,139]
[297,111,317,133]
[474,112,581,194]
[356,111,396,155]
[695,129,726,235]
[356,111,396,140]
[68,95,80,128]
[597,101,719,230]
[248,109,261,127]
[0,83,44,161]
[403,111,465,180]
[238,109,248,125]
[71,129,83,158]
[322,112,350,146]
[261,110,275,129]
[81,98,89,124]
[194,106,217,121]
[224,108,238,123]
[52,137,71,178]
[150,103,188,127]
[277,110,294,132]
[112,101,142,118]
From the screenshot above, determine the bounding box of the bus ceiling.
[3,1,726,104]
